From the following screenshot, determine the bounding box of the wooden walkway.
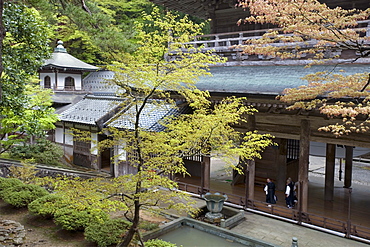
[175,174,370,243]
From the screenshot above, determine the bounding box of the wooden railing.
[176,181,370,244]
[185,19,370,51]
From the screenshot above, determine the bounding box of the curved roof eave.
[42,52,99,71]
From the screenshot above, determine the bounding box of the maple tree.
[71,8,274,246]
[238,0,370,136]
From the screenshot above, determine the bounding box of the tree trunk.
[118,201,140,247]
[0,0,5,102]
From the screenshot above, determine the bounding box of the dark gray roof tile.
[59,96,122,125]
[196,65,369,95]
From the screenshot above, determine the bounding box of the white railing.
[186,20,370,51]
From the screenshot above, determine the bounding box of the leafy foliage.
[26,0,208,65]
[8,162,38,184]
[84,218,131,247]
[28,194,67,218]
[1,2,57,153]
[237,0,370,135]
[1,183,49,207]
[0,177,24,194]
[9,139,63,166]
[39,176,128,213]
[53,206,110,231]
[138,220,159,231]
[27,0,155,64]
[144,239,177,247]
[79,8,274,246]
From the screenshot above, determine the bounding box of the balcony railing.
[185,19,370,51]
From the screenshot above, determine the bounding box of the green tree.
[83,8,274,246]
[238,0,370,136]
[0,2,58,154]
[25,0,155,64]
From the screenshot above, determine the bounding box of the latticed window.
[287,139,299,160]
[74,140,90,154]
[65,76,75,90]
[44,76,51,88]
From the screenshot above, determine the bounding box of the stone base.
[205,212,223,223]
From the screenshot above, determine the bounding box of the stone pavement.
[232,211,369,247]
[186,156,370,247]
[185,197,369,247]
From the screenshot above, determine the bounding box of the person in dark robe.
[264,178,276,206]
[285,178,295,208]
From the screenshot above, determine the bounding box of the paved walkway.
[183,197,369,247]
[177,155,370,247]
[233,211,369,247]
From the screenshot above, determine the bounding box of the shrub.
[139,221,159,231]
[8,162,38,184]
[28,194,66,218]
[9,139,63,166]
[1,183,49,207]
[84,218,131,247]
[0,178,24,197]
[144,239,177,247]
[53,207,109,231]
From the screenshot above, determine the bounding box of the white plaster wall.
[55,128,64,143]
[39,72,56,89]
[56,73,82,90]
[55,127,74,145]
[65,129,73,145]
[117,143,126,161]
[91,133,98,155]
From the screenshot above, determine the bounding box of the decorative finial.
[54,40,67,53]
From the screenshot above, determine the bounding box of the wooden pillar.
[201,156,211,192]
[276,138,288,191]
[325,143,336,201]
[209,9,217,33]
[298,119,310,212]
[247,160,255,200]
[244,114,256,201]
[344,146,353,188]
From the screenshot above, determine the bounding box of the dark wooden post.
[247,160,255,201]
[201,156,211,194]
[244,115,256,204]
[325,143,336,201]
[298,119,310,212]
[344,146,353,188]
[276,138,288,191]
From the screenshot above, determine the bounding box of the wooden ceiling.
[150,0,370,19]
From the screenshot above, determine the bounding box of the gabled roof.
[196,64,370,95]
[41,41,98,71]
[106,101,190,132]
[59,95,123,125]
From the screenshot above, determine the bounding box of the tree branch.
[360,73,370,92]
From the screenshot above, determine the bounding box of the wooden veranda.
[175,173,370,244]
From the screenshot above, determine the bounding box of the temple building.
[41,0,370,241]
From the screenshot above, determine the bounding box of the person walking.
[285,178,295,208]
[264,178,276,206]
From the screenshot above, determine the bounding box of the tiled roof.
[83,70,120,93]
[83,65,369,96]
[106,101,189,131]
[59,95,123,125]
[42,51,98,71]
[196,64,370,95]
